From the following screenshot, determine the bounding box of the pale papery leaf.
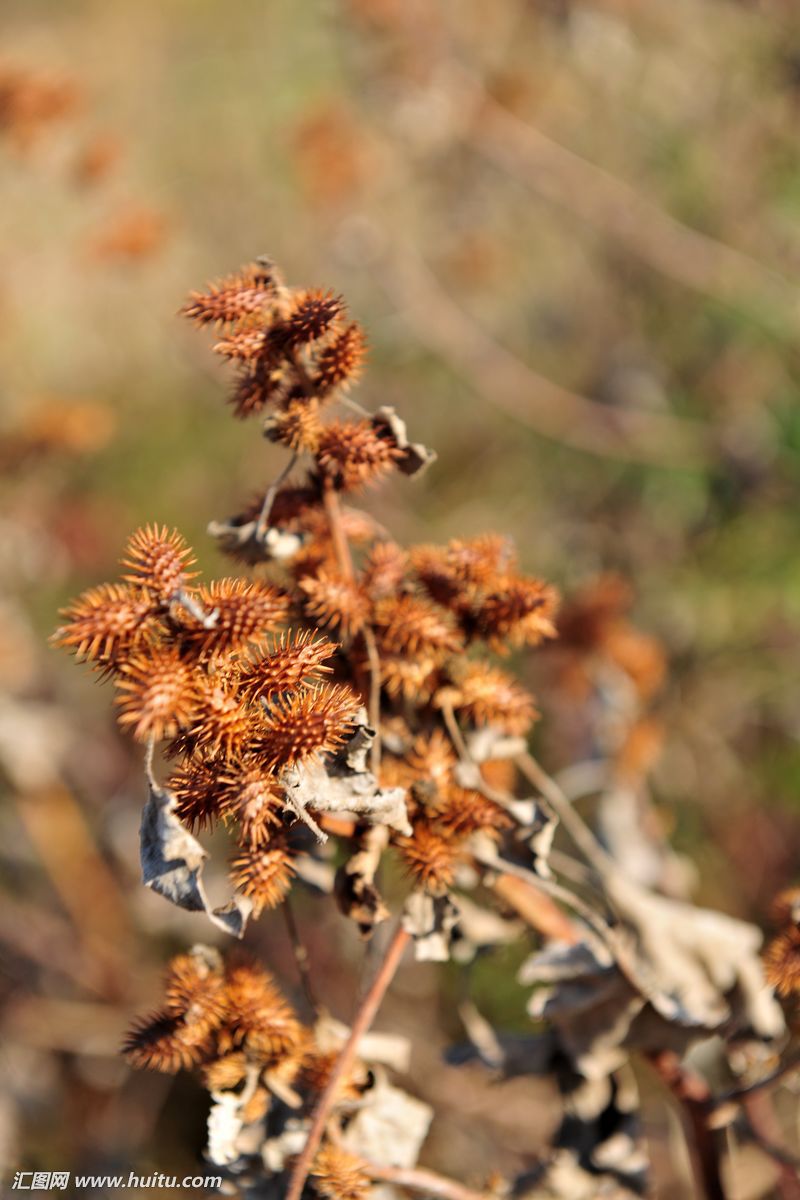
[140,781,253,937]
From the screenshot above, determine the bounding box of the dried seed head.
[372,594,463,659]
[240,1086,271,1124]
[163,951,227,1035]
[406,728,457,793]
[437,786,512,841]
[396,821,459,895]
[299,569,369,638]
[360,541,409,597]
[52,582,155,669]
[114,646,198,743]
[380,654,440,702]
[315,419,402,492]
[216,761,284,846]
[122,1010,211,1074]
[219,957,303,1060]
[764,926,800,997]
[264,397,324,453]
[602,624,667,700]
[238,630,337,704]
[121,524,197,602]
[186,679,255,761]
[169,760,222,833]
[412,534,514,609]
[257,684,362,768]
[299,1050,365,1103]
[771,887,800,927]
[230,839,296,914]
[230,363,286,419]
[185,578,289,658]
[311,1144,371,1200]
[180,263,277,327]
[476,577,559,650]
[284,288,345,346]
[202,1051,249,1092]
[313,322,367,394]
[213,322,270,362]
[440,662,538,735]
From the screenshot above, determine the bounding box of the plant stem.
[284,921,411,1200]
[516,751,615,876]
[648,1051,726,1200]
[322,479,355,583]
[282,896,319,1016]
[365,1161,495,1200]
[256,452,297,538]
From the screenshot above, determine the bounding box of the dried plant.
[55,259,798,1200]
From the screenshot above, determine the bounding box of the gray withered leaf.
[280,716,411,836]
[341,1069,433,1170]
[371,405,436,477]
[519,873,784,1080]
[140,780,253,938]
[401,889,461,962]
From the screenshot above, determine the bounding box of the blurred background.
[2,0,800,1196]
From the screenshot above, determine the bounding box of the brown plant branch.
[364,1160,495,1200]
[490,872,581,945]
[284,921,411,1200]
[322,478,355,583]
[710,1053,800,1112]
[256,451,298,539]
[516,751,616,876]
[458,69,800,335]
[384,246,711,468]
[282,895,320,1016]
[361,624,382,771]
[647,1051,726,1200]
[740,1094,800,1200]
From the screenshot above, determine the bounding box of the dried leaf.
[401,889,460,962]
[341,1070,433,1168]
[281,716,410,836]
[371,406,436,477]
[518,874,785,1080]
[140,781,253,937]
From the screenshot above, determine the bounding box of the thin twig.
[711,1054,800,1111]
[440,701,471,762]
[256,452,298,539]
[144,735,157,791]
[173,587,218,629]
[322,479,355,583]
[361,625,382,771]
[740,1094,800,1199]
[282,895,320,1016]
[384,247,710,468]
[515,752,615,877]
[457,67,800,337]
[648,1051,726,1200]
[284,922,411,1200]
[365,1160,495,1200]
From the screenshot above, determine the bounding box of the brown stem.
[256,452,297,538]
[361,624,382,771]
[516,752,615,877]
[322,479,355,583]
[282,896,319,1016]
[384,246,709,468]
[711,1052,800,1110]
[648,1051,726,1200]
[460,68,800,335]
[491,872,581,945]
[365,1161,495,1200]
[741,1093,800,1199]
[284,922,411,1200]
